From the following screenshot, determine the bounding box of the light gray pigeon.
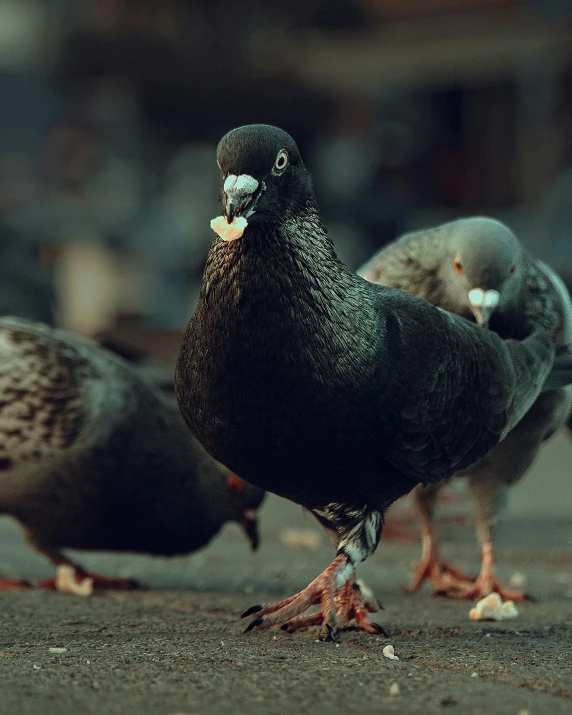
[175,126,572,639]
[359,216,572,600]
[0,317,263,595]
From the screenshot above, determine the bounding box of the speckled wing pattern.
[0,319,96,471]
[358,228,452,309]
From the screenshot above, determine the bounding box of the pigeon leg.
[460,471,529,601]
[243,508,386,638]
[406,484,473,595]
[460,541,528,601]
[39,567,139,595]
[244,554,384,637]
[243,553,346,631]
[280,577,383,634]
[335,576,381,621]
[26,534,139,595]
[337,577,386,634]
[0,577,30,590]
[279,612,324,632]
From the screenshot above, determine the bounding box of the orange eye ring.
[453,257,464,274]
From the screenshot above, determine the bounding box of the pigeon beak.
[468,288,500,327]
[470,306,491,328]
[239,508,260,551]
[223,174,260,224]
[226,200,237,224]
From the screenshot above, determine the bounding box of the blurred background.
[2,0,572,354]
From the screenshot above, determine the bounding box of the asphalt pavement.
[0,433,570,714]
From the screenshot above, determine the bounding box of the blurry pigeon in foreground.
[0,317,263,595]
[359,217,572,600]
[175,125,572,638]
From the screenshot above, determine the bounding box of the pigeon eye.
[453,257,464,274]
[509,264,516,276]
[273,150,289,173]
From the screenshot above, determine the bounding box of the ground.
[0,434,570,715]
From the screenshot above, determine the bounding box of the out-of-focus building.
[1,0,572,336]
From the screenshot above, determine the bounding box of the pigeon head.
[443,217,521,327]
[215,124,314,227]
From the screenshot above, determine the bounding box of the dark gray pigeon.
[359,216,572,600]
[0,317,263,595]
[175,125,572,638]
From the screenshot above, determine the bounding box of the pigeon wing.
[378,297,554,485]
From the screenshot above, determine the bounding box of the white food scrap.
[210,215,248,241]
[469,593,518,621]
[55,565,94,597]
[48,647,67,654]
[389,682,400,696]
[383,645,400,661]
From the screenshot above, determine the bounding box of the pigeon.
[0,317,263,595]
[175,125,572,638]
[359,217,572,599]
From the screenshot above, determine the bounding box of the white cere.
[469,288,500,309]
[483,289,500,309]
[223,174,259,195]
[468,288,485,307]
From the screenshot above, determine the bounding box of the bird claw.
[324,622,341,643]
[241,604,263,619]
[406,555,474,595]
[461,578,531,603]
[241,555,386,639]
[244,616,265,633]
[369,622,389,637]
[280,612,324,633]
